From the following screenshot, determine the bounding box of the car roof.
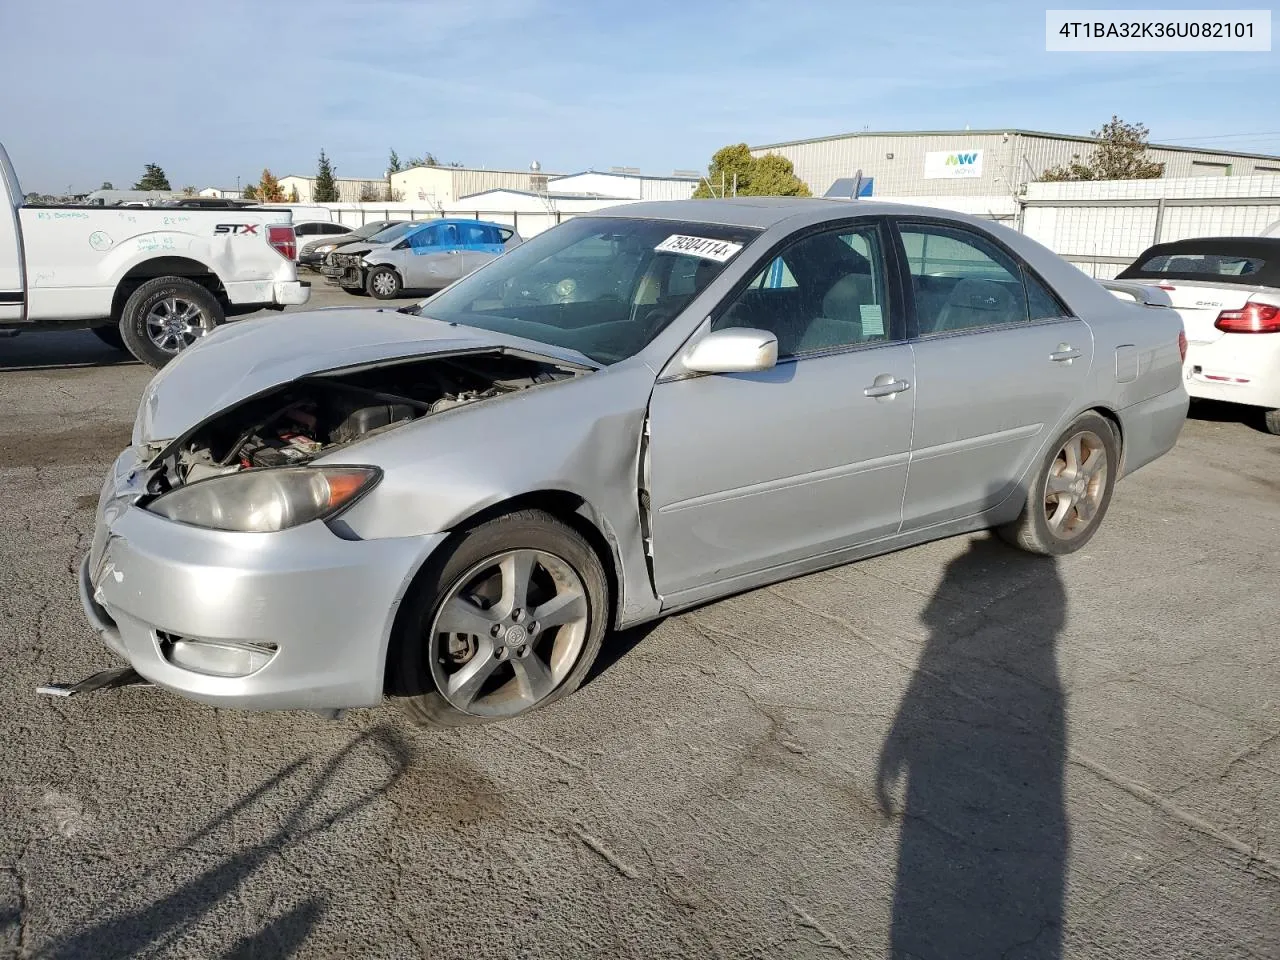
[1135,236,1280,255]
[581,197,988,230]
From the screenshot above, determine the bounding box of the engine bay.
[160,351,577,488]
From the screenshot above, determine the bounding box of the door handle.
[1050,344,1081,363]
[864,376,911,398]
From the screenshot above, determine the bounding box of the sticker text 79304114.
[654,234,744,262]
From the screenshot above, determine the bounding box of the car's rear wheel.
[392,510,608,727]
[366,266,402,299]
[1264,408,1280,436]
[998,412,1118,555]
[119,277,224,369]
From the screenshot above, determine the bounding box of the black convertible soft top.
[1117,236,1280,288]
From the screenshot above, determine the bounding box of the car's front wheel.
[366,266,403,299]
[1264,408,1280,436]
[998,411,1118,555]
[392,510,608,727]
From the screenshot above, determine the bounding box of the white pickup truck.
[0,143,310,367]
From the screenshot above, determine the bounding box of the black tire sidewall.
[1024,413,1119,555]
[392,511,608,727]
[119,278,224,369]
[366,267,401,299]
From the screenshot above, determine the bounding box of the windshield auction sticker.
[654,235,744,262]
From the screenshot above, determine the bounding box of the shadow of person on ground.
[37,724,413,960]
[877,535,1069,960]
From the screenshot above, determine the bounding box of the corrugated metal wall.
[751,132,1280,199]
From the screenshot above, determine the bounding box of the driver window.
[408,226,438,249]
[712,223,891,358]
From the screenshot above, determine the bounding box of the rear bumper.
[223,279,312,307]
[1184,336,1280,410]
[1118,384,1189,480]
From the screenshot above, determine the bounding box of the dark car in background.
[298,220,407,268]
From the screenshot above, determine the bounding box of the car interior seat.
[930,277,1021,333]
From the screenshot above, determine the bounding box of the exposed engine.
[165,352,576,487]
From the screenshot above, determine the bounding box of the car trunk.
[1149,280,1262,344]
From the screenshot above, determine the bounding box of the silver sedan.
[77,199,1188,725]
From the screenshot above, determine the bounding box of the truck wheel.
[119,277,224,369]
[366,267,402,300]
[91,325,125,350]
[1264,409,1280,436]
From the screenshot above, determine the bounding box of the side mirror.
[683,328,778,374]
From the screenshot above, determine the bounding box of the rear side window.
[459,223,499,246]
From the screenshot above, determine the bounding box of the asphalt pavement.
[1,287,1277,959]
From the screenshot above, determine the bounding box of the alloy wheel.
[144,297,211,354]
[1043,429,1109,540]
[427,549,590,718]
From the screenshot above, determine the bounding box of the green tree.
[1039,116,1165,182]
[387,149,402,175]
[406,152,438,168]
[242,183,258,200]
[100,180,113,190]
[691,143,810,198]
[257,168,285,203]
[287,185,300,202]
[314,149,339,202]
[133,164,171,191]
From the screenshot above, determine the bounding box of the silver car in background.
[297,219,406,269]
[321,217,522,299]
[78,199,1187,726]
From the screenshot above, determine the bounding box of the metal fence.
[1018,195,1280,278]
[321,206,576,238]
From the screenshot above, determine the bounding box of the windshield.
[415,216,761,364]
[366,221,420,244]
[352,220,400,240]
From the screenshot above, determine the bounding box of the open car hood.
[133,308,597,447]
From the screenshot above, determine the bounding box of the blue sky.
[1,0,1277,192]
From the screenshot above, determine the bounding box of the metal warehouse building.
[751,129,1280,199]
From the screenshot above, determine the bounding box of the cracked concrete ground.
[1,297,1278,959]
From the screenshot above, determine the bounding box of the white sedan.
[1117,236,1280,434]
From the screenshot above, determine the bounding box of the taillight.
[267,225,297,261]
[1215,301,1280,333]
[1177,329,1187,362]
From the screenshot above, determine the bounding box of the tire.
[392,509,609,727]
[365,266,402,300]
[91,325,125,350]
[997,412,1118,556]
[119,277,224,369]
[1264,409,1280,436]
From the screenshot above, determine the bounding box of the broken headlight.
[147,466,380,532]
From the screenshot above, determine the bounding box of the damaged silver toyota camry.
[72,199,1188,725]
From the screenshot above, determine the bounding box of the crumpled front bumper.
[81,449,446,711]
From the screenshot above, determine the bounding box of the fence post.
[1153,197,1166,244]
